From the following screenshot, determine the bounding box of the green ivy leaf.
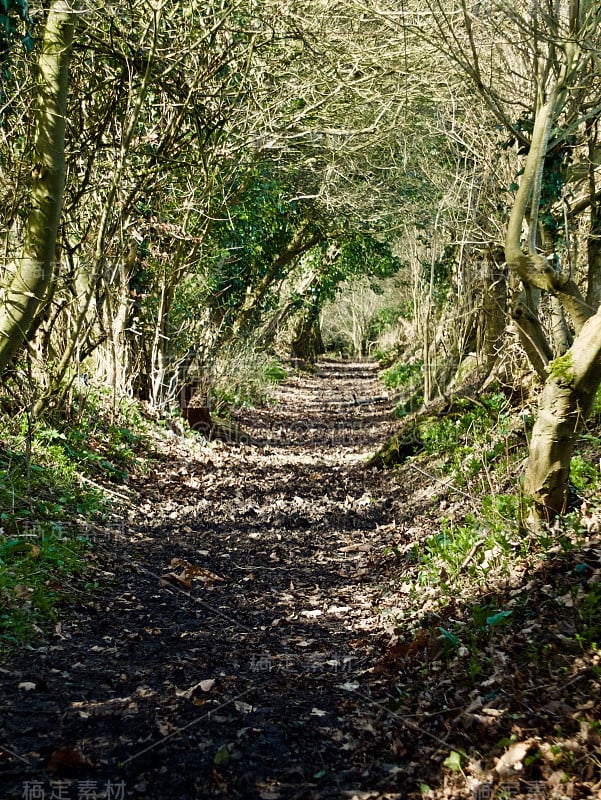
[486,610,513,628]
[443,750,464,772]
[21,30,34,52]
[437,626,460,647]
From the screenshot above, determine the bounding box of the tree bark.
[511,293,553,381]
[525,309,601,520]
[481,245,507,371]
[586,124,601,311]
[0,1,77,373]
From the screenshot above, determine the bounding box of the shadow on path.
[0,361,419,800]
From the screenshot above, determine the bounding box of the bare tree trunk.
[149,277,175,407]
[549,295,571,356]
[511,290,553,380]
[0,1,77,373]
[502,71,597,520]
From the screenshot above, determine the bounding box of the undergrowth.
[0,388,150,653]
[398,388,601,600]
[389,384,601,708]
[195,345,288,417]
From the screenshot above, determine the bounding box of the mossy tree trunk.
[0,1,77,373]
[525,311,601,519]
[501,28,599,522]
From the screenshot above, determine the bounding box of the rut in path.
[1,360,425,800]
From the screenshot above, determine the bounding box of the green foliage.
[0,0,32,61]
[206,346,288,414]
[569,454,600,493]
[380,361,422,391]
[437,626,461,647]
[443,750,467,772]
[0,397,148,648]
[575,583,601,647]
[540,145,573,239]
[207,165,314,327]
[379,360,423,416]
[415,242,457,305]
[431,243,457,288]
[369,306,402,334]
[0,527,91,648]
[591,386,601,417]
[1,440,103,537]
[33,392,146,484]
[484,609,513,628]
[336,234,401,284]
[397,393,529,594]
[416,504,521,590]
[0,0,34,119]
[264,361,288,383]
[419,393,512,484]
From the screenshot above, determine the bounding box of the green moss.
[549,352,575,386]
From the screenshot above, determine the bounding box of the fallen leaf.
[175,679,215,698]
[183,565,225,584]
[159,572,192,589]
[157,720,174,736]
[46,747,94,772]
[494,740,534,777]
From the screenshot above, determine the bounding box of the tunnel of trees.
[4,4,601,798]
[1,1,600,523]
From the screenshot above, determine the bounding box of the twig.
[78,474,134,502]
[461,536,487,570]
[352,688,452,749]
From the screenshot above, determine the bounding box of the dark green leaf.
[21,30,34,52]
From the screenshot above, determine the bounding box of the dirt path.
[1,361,429,800]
